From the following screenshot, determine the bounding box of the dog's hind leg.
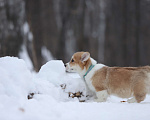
[128,81,146,103]
[95,90,108,102]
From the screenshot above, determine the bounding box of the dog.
[65,52,150,103]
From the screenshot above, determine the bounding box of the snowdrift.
[0,57,33,98]
[0,57,86,102]
[0,57,150,120]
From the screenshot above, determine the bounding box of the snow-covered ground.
[0,57,150,120]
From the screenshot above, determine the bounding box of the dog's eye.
[71,59,74,62]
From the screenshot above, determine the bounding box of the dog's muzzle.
[65,63,75,73]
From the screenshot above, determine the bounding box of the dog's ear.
[81,52,90,62]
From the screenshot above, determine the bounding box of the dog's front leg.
[95,90,108,102]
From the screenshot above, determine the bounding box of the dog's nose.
[64,64,67,67]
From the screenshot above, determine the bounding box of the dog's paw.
[127,97,137,103]
[94,98,106,102]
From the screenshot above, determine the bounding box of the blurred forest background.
[0,0,150,71]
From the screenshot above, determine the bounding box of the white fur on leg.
[127,97,137,103]
[95,90,108,102]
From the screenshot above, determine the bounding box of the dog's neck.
[77,58,97,78]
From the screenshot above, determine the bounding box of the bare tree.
[0,0,24,57]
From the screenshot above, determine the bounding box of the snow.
[23,22,33,41]
[0,57,150,120]
[19,45,33,70]
[41,46,53,62]
[0,1,4,7]
[0,57,33,97]
[23,22,29,34]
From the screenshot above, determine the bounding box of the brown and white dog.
[65,52,150,103]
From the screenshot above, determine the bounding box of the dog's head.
[65,52,97,74]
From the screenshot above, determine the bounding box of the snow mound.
[0,57,33,98]
[0,57,86,102]
[38,60,65,86]
[37,60,87,100]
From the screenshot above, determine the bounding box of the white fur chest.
[84,64,105,92]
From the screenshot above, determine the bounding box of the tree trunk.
[0,0,24,57]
